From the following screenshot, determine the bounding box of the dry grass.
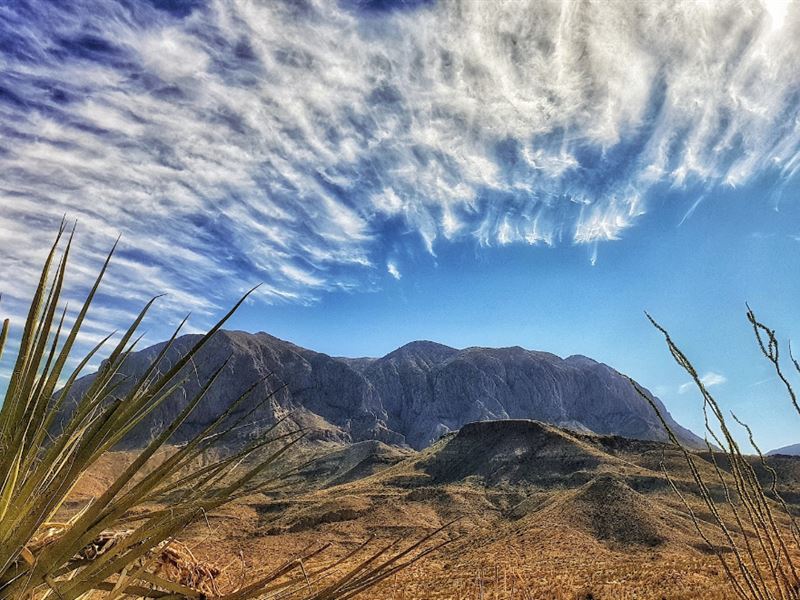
[168,493,798,600]
[69,424,795,600]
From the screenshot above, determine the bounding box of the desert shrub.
[0,223,447,599]
[632,310,800,600]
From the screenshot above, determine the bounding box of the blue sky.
[2,0,800,449]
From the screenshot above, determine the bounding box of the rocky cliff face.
[362,343,702,449]
[64,331,703,449]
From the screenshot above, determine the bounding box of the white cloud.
[387,261,401,280]
[679,371,728,394]
[137,28,210,79]
[0,0,798,341]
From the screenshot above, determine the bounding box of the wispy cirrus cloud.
[679,371,728,395]
[1,0,799,342]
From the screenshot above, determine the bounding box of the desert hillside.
[70,419,800,599]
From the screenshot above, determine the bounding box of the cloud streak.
[1,0,799,339]
[387,261,401,280]
[679,371,728,395]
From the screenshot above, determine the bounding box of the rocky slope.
[64,330,703,449]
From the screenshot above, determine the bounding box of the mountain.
[360,343,701,448]
[64,330,703,449]
[768,443,800,456]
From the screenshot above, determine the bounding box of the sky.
[1,0,800,450]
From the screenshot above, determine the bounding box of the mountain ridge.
[768,443,800,456]
[65,329,703,450]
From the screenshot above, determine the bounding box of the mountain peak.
[565,354,598,364]
[381,340,458,362]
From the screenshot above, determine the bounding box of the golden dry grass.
[67,435,800,600]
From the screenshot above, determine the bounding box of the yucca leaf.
[0,446,23,522]
[0,318,9,364]
[0,222,66,432]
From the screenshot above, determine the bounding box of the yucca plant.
[632,310,800,600]
[0,223,449,599]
